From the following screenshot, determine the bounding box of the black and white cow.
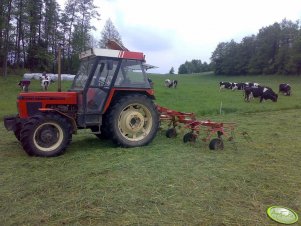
[164,79,171,87]
[219,81,233,91]
[244,82,260,88]
[170,80,178,88]
[232,82,246,91]
[18,80,31,92]
[165,79,178,88]
[244,86,278,102]
[279,83,291,96]
[40,74,52,91]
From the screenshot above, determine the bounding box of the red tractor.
[4,48,159,157]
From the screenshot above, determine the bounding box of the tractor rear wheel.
[107,94,159,147]
[20,113,72,157]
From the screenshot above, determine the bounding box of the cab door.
[84,59,119,124]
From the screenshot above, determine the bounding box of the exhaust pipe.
[57,44,62,92]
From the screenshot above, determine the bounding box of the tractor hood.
[17,92,78,118]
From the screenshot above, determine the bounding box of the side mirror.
[107,61,113,70]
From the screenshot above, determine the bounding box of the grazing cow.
[169,80,178,88]
[40,74,52,91]
[244,82,260,88]
[219,81,233,91]
[232,82,246,91]
[165,79,171,87]
[165,79,178,88]
[18,80,31,92]
[279,83,291,96]
[244,86,278,102]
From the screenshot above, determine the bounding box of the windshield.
[90,60,119,88]
[71,58,96,90]
[114,60,150,88]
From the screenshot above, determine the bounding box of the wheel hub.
[40,128,57,144]
[123,110,145,133]
[40,129,53,143]
[117,104,153,142]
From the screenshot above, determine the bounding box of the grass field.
[1,73,301,225]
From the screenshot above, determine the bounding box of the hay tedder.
[157,105,236,150]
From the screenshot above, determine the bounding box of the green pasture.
[1,74,301,225]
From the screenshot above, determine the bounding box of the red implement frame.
[157,105,236,143]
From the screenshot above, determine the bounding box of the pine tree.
[62,0,99,73]
[1,0,13,76]
[99,18,123,48]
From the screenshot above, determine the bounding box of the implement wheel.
[166,128,177,138]
[183,132,196,143]
[20,113,72,157]
[107,94,159,147]
[209,138,224,150]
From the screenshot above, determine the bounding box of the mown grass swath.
[0,73,301,225]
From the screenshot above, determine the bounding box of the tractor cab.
[70,48,154,127]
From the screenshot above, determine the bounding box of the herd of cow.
[18,73,54,92]
[219,81,291,102]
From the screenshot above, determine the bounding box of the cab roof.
[79,48,145,61]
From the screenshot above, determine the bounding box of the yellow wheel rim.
[118,103,153,141]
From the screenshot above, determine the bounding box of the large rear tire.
[20,113,72,157]
[107,94,159,147]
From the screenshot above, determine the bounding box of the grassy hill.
[1,74,301,225]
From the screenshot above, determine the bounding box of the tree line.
[178,60,213,74]
[0,0,123,77]
[211,19,301,76]
[177,19,301,76]
[2,1,300,77]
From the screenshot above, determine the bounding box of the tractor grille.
[26,102,42,116]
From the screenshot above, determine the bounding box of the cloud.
[119,26,175,52]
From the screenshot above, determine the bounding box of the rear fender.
[38,108,77,134]
[103,88,155,113]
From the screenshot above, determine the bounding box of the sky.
[58,0,301,74]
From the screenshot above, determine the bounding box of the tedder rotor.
[157,105,236,150]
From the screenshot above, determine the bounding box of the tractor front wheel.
[14,121,22,141]
[20,113,72,157]
[107,94,159,147]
